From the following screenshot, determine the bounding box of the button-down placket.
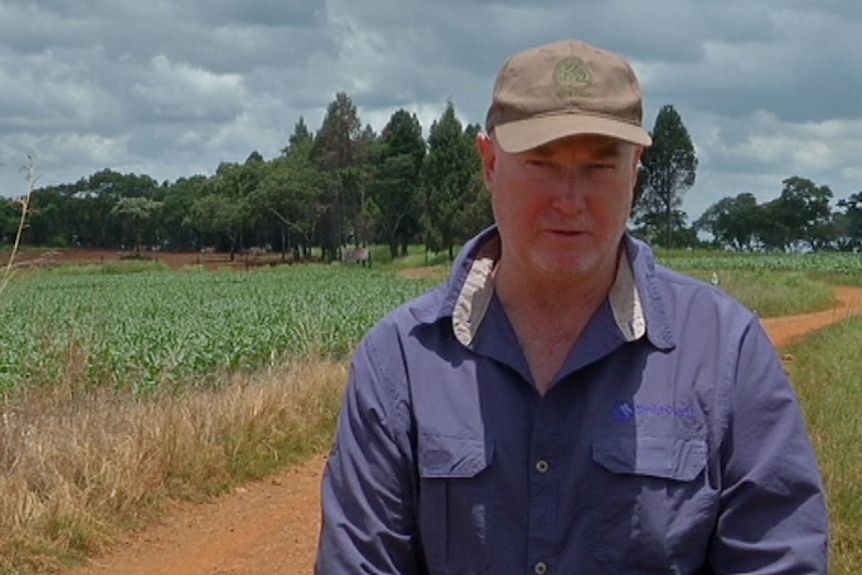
[526,398,560,571]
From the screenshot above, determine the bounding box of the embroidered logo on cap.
[554,56,592,99]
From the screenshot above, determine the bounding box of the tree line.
[1,94,860,258]
[694,178,862,252]
[1,94,488,262]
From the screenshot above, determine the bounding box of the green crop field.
[0,250,859,573]
[0,265,440,394]
[2,250,859,395]
[658,250,862,277]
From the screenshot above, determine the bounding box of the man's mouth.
[547,228,584,237]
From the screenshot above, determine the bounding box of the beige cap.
[485,39,652,152]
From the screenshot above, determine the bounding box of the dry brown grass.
[0,359,346,574]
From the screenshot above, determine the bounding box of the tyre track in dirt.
[760,286,862,347]
[66,286,862,575]
[68,454,327,575]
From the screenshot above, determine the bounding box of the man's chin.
[531,254,597,278]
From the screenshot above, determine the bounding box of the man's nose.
[550,170,588,213]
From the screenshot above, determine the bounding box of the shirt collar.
[409,227,675,352]
[451,228,654,347]
[451,233,500,347]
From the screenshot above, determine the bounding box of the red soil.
[4,247,291,271]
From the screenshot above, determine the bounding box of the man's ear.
[630,145,645,188]
[476,132,496,189]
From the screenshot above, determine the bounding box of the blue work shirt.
[316,227,828,574]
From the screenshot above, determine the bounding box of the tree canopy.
[7,93,860,256]
[632,104,698,249]
[695,178,852,252]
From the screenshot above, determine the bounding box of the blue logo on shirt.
[612,401,698,421]
[612,401,636,421]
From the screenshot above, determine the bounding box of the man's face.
[478,133,642,283]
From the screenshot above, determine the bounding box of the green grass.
[784,318,862,574]
[678,269,836,318]
[371,243,453,269]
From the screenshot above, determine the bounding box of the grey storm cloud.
[0,0,860,220]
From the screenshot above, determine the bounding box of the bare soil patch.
[53,282,862,575]
[67,454,327,575]
[4,247,292,272]
[760,286,862,347]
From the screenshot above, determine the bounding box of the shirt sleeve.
[315,332,422,575]
[709,317,829,574]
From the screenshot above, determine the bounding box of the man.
[316,39,828,574]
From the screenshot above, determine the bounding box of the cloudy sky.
[1,0,861,221]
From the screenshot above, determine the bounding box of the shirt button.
[534,561,549,574]
[535,459,550,474]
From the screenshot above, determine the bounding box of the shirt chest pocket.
[417,434,495,575]
[588,435,715,573]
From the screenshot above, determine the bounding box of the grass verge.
[784,318,862,574]
[678,269,836,318]
[0,359,346,574]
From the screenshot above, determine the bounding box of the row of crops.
[1,250,859,394]
[658,251,862,275]
[0,265,439,393]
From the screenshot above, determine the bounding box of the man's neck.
[493,252,620,319]
[492,250,622,394]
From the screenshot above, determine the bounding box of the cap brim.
[494,115,652,153]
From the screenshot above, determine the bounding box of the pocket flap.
[593,435,706,481]
[418,434,492,479]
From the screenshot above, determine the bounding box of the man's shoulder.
[369,229,497,338]
[625,237,758,338]
[367,281,452,340]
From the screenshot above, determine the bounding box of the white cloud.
[0,0,860,224]
[48,132,129,165]
[130,55,246,122]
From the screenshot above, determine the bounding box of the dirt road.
[66,286,862,575]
